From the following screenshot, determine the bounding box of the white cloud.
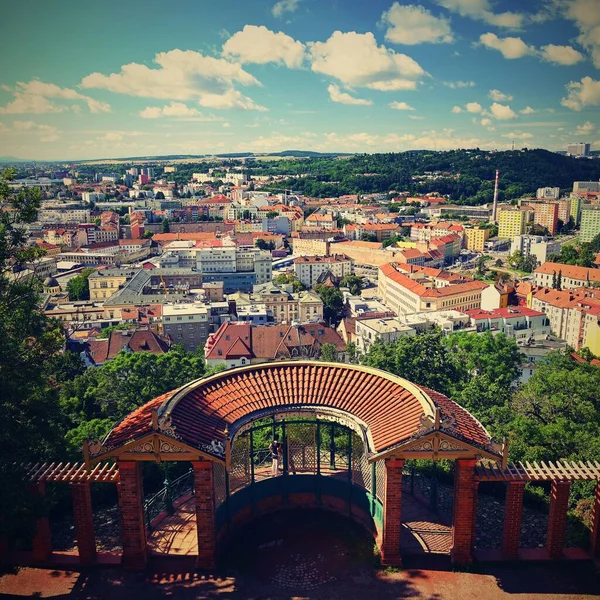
[561,76,600,111]
[272,0,302,18]
[327,84,372,106]
[480,118,493,127]
[451,105,463,113]
[490,102,517,120]
[502,131,533,140]
[564,0,600,68]
[81,49,266,111]
[0,80,110,114]
[540,44,585,65]
[489,89,513,102]
[443,80,476,88]
[5,120,60,143]
[409,115,425,120]
[381,3,453,45]
[436,0,524,28]
[465,101,483,113]
[520,106,536,115]
[309,31,426,91]
[222,25,306,68]
[479,33,536,59]
[575,120,596,135]
[389,101,415,110]
[138,101,226,121]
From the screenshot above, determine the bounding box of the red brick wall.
[591,482,600,558]
[117,461,147,569]
[381,459,404,565]
[546,481,571,559]
[450,458,477,565]
[502,481,525,559]
[31,482,52,563]
[72,482,96,565]
[193,461,216,569]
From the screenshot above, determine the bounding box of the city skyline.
[1,0,599,160]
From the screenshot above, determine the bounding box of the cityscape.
[2,1,600,599]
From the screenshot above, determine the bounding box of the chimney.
[492,169,500,223]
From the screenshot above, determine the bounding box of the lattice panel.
[213,461,227,507]
[287,424,317,473]
[351,433,370,489]
[229,435,250,493]
[375,460,385,501]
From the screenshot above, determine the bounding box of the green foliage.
[315,284,344,324]
[507,250,538,273]
[96,324,133,339]
[273,272,304,292]
[66,268,95,301]
[550,241,595,268]
[319,342,339,362]
[340,274,362,295]
[161,217,170,233]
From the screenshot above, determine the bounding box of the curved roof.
[44,276,59,287]
[100,362,494,459]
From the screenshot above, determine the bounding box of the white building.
[37,208,92,224]
[567,143,591,157]
[511,235,561,265]
[536,187,560,200]
[355,317,415,353]
[294,254,353,288]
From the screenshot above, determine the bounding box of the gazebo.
[17,361,600,570]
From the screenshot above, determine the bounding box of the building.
[567,143,591,157]
[511,235,561,265]
[536,187,560,200]
[354,317,415,354]
[294,254,353,288]
[534,262,600,290]
[81,329,170,366]
[162,302,210,351]
[252,282,324,324]
[573,181,600,193]
[88,268,138,301]
[378,263,486,315]
[498,209,527,239]
[466,307,550,343]
[533,202,558,235]
[464,228,491,252]
[580,207,600,243]
[37,208,92,224]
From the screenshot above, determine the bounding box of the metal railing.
[144,468,194,533]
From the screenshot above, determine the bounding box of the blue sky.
[0,0,599,160]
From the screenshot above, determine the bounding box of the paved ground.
[148,491,452,557]
[4,510,599,599]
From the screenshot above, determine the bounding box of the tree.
[273,272,304,292]
[475,255,489,278]
[346,341,360,364]
[161,217,170,233]
[495,258,503,267]
[319,343,339,362]
[557,269,562,291]
[266,211,278,219]
[340,274,362,295]
[315,285,344,324]
[66,268,95,301]
[360,233,378,242]
[0,169,67,539]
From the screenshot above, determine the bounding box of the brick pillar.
[193,461,216,569]
[502,481,525,559]
[591,482,600,558]
[451,458,477,565]
[31,482,53,563]
[546,480,571,559]
[72,482,96,565]
[117,461,147,570]
[381,458,404,566]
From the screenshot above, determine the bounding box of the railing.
[144,468,194,533]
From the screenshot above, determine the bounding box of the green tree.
[266,211,278,219]
[161,217,170,233]
[273,272,304,292]
[315,285,344,324]
[345,341,360,364]
[319,342,339,362]
[0,169,67,539]
[475,255,489,278]
[340,274,362,295]
[66,268,95,301]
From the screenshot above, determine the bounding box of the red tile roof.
[101,362,495,457]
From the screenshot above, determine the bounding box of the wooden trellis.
[24,462,119,484]
[475,460,600,482]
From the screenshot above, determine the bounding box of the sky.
[0,0,599,160]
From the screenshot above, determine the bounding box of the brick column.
[591,482,600,558]
[502,481,525,559]
[71,482,96,565]
[546,480,571,559]
[117,461,147,570]
[31,482,53,563]
[381,458,404,566]
[193,461,216,569]
[451,458,477,566]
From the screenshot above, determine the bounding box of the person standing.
[270,435,281,476]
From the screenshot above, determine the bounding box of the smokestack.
[492,169,499,223]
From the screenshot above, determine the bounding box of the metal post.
[164,462,173,515]
[250,428,255,484]
[282,421,288,475]
[371,461,377,516]
[347,429,353,514]
[330,424,336,470]
[430,461,438,512]
[316,421,321,476]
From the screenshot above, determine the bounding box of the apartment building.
[511,235,561,265]
[294,254,353,288]
[498,209,527,239]
[466,307,550,343]
[463,228,491,252]
[534,262,600,290]
[533,202,558,234]
[162,302,211,351]
[88,268,138,301]
[354,317,415,353]
[580,207,600,242]
[378,263,486,315]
